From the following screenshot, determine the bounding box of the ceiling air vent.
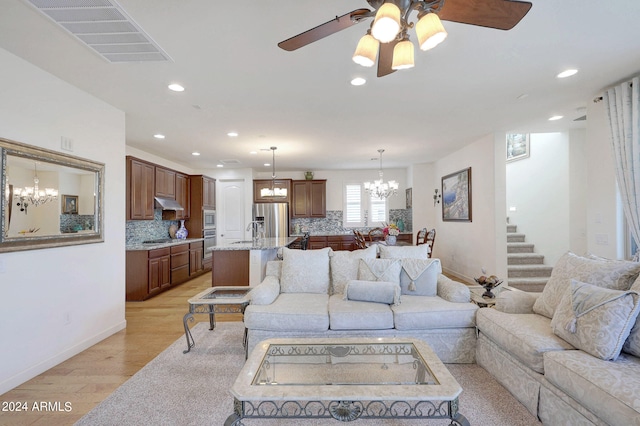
[574,115,587,121]
[25,0,172,63]
[220,159,242,165]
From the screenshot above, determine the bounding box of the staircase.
[507,224,552,292]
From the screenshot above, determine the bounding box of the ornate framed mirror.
[1,137,104,252]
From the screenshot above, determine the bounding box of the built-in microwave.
[203,209,216,230]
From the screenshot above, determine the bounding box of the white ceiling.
[1,0,639,172]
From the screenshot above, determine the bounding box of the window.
[343,183,388,227]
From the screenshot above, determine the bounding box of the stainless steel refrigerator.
[253,203,289,238]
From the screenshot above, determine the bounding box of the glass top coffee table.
[225,337,469,425]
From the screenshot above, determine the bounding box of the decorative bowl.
[474,276,503,299]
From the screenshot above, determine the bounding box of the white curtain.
[604,77,640,260]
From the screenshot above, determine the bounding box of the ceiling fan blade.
[377,39,398,78]
[437,0,532,30]
[278,9,372,51]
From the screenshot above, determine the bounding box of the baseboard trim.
[0,320,127,394]
[442,267,474,285]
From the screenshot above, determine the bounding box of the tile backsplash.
[291,209,412,235]
[126,210,181,244]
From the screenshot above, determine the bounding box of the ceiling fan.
[278,0,532,77]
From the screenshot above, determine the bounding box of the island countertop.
[208,236,298,251]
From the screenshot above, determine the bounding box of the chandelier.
[260,147,288,198]
[14,164,58,214]
[364,149,399,199]
[352,0,448,71]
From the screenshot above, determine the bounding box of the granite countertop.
[126,237,204,251]
[290,231,413,237]
[208,237,298,251]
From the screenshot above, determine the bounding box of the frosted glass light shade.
[352,34,379,67]
[391,39,414,70]
[416,13,447,51]
[371,3,401,43]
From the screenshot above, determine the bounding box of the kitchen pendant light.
[260,147,288,198]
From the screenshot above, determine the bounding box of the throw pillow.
[280,247,331,293]
[399,258,441,296]
[532,251,640,318]
[343,280,401,305]
[623,278,640,357]
[249,275,280,305]
[329,246,378,295]
[379,244,430,260]
[551,280,640,361]
[358,258,402,284]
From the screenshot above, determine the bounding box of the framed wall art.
[62,195,78,214]
[506,133,530,162]
[441,167,472,222]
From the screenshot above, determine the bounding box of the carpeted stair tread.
[507,233,526,242]
[508,253,545,265]
[507,225,517,233]
[507,242,535,253]
[508,264,553,278]
[508,278,549,292]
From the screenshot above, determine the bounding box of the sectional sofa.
[244,245,479,363]
[476,252,640,425]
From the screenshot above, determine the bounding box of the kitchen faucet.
[246,219,265,243]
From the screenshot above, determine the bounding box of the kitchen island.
[208,237,298,287]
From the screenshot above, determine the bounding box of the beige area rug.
[75,322,541,425]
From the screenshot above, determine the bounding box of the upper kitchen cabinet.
[155,166,176,198]
[172,172,190,220]
[126,156,155,220]
[202,175,216,210]
[253,179,292,204]
[291,180,326,218]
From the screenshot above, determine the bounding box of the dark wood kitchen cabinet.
[291,180,326,218]
[148,248,171,296]
[174,172,190,220]
[126,156,155,220]
[155,166,176,198]
[202,175,216,210]
[170,244,190,285]
[126,247,170,301]
[186,175,216,240]
[189,241,204,275]
[327,235,355,251]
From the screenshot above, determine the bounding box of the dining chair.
[416,228,427,245]
[368,227,385,242]
[353,230,367,249]
[426,228,436,258]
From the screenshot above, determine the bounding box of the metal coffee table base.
[225,398,470,425]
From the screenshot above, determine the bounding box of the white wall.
[0,48,126,394]
[506,133,571,266]
[433,134,501,282]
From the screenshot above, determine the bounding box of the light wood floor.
[0,272,236,426]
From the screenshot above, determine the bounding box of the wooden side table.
[183,286,251,353]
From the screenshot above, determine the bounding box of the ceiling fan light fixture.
[391,37,414,70]
[352,33,379,67]
[371,3,401,43]
[416,12,447,51]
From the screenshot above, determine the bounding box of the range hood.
[154,196,184,211]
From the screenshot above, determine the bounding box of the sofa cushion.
[623,277,640,357]
[280,247,331,294]
[378,244,430,260]
[329,246,378,295]
[533,251,640,319]
[343,280,400,305]
[476,308,574,374]
[437,275,471,303]
[544,350,640,426]
[248,275,280,305]
[551,280,640,360]
[392,295,478,330]
[244,293,329,331]
[265,260,282,278]
[328,294,394,330]
[357,258,402,284]
[399,258,440,296]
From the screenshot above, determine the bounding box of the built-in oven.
[203,228,216,259]
[203,209,216,230]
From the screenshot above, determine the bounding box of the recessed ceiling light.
[351,77,366,86]
[557,69,578,79]
[227,132,239,137]
[249,151,257,155]
[549,115,564,121]
[217,164,224,168]
[168,83,185,92]
[264,163,271,167]
[154,134,165,139]
[192,151,200,156]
